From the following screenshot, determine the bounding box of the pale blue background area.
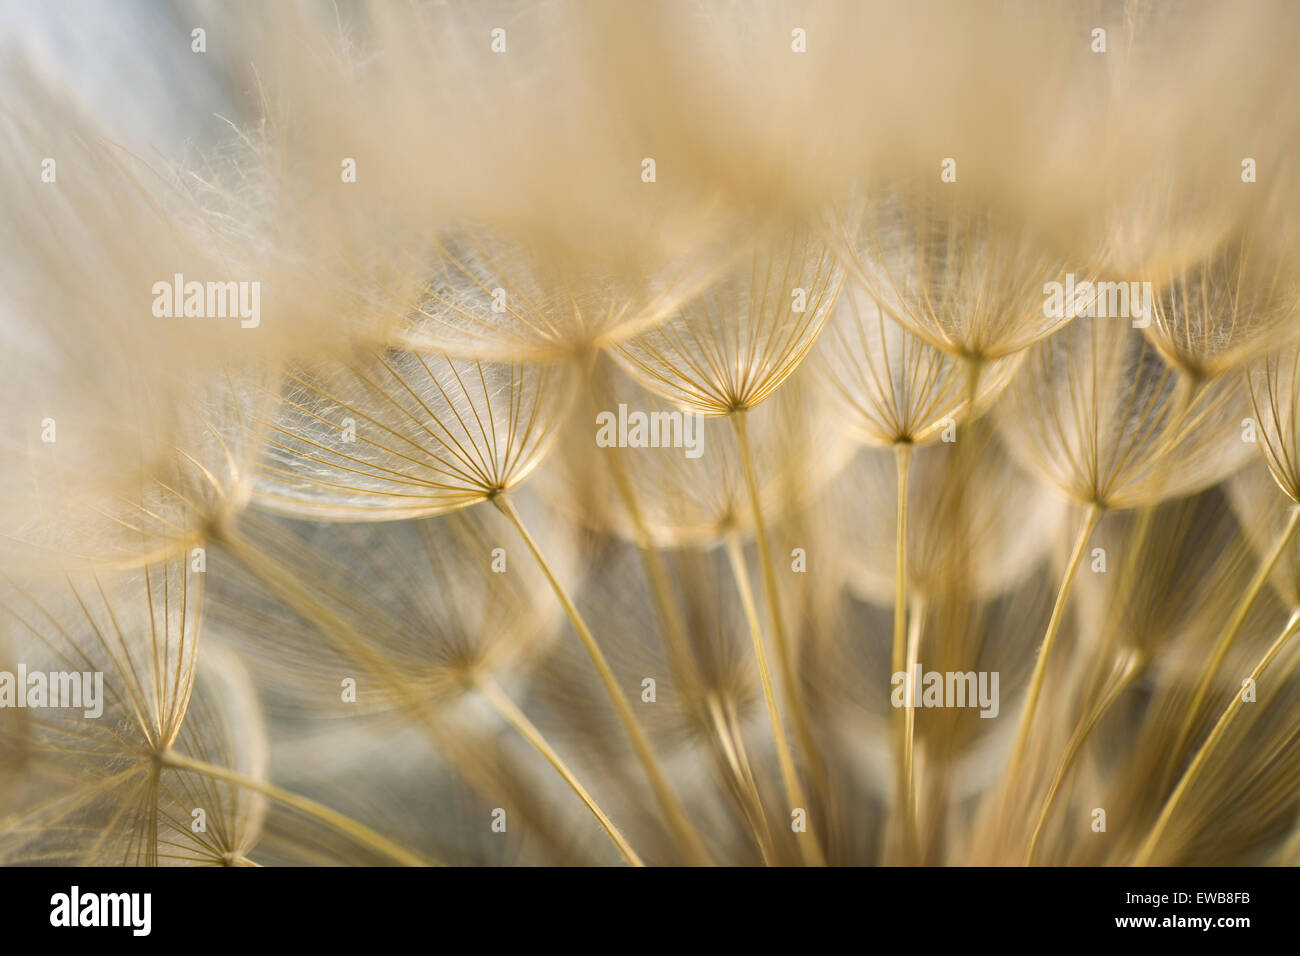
[0,0,247,156]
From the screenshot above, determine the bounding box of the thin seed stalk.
[1080,506,1155,710]
[159,750,431,866]
[475,673,644,866]
[587,370,779,855]
[705,694,778,865]
[590,366,703,706]
[1025,650,1141,864]
[962,355,984,414]
[729,411,826,798]
[1134,610,1300,866]
[725,533,825,866]
[491,492,713,866]
[1005,502,1103,787]
[1165,505,1300,775]
[603,427,773,859]
[217,526,576,858]
[1083,376,1197,715]
[904,597,928,856]
[892,441,919,862]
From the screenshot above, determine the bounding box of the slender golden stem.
[892,441,919,862]
[1165,506,1300,774]
[904,597,929,855]
[962,356,983,413]
[491,492,713,866]
[729,411,826,798]
[160,750,431,866]
[217,525,583,859]
[1079,506,1155,714]
[1026,650,1141,864]
[902,591,926,862]
[589,366,703,707]
[892,444,912,678]
[588,371,775,854]
[1134,610,1300,866]
[706,694,778,866]
[725,533,825,866]
[475,674,643,866]
[1005,503,1103,787]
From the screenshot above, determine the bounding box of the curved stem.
[1081,506,1155,708]
[589,366,704,707]
[217,525,579,860]
[1165,505,1300,776]
[729,411,826,801]
[160,750,431,866]
[725,533,825,866]
[1134,610,1300,866]
[706,693,778,866]
[491,492,713,866]
[475,674,643,866]
[1026,650,1141,864]
[586,370,777,855]
[1005,503,1103,787]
